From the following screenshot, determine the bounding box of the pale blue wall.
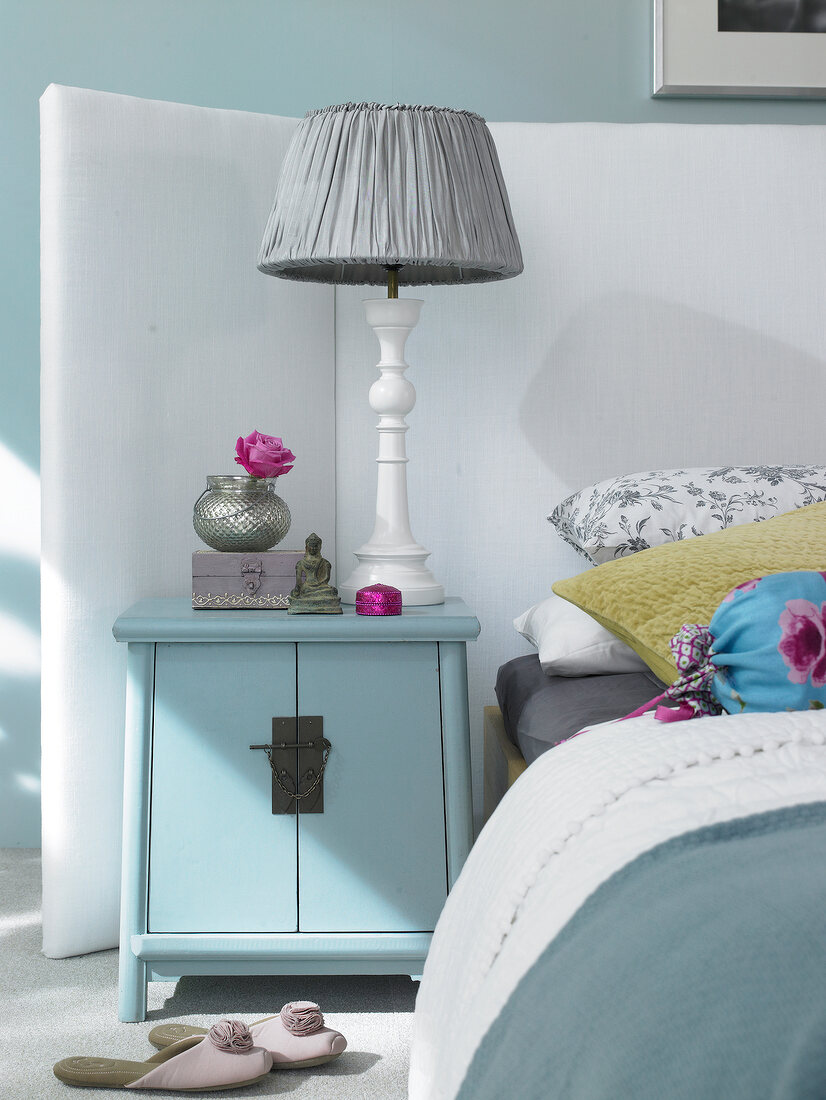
[2,0,825,846]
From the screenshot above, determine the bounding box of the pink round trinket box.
[355,583,402,616]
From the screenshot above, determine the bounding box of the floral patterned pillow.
[549,466,826,566]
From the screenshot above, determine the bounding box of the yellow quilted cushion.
[552,501,826,684]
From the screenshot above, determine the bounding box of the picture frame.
[653,0,826,98]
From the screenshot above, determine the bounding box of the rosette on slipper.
[208,1020,255,1053]
[279,1002,324,1036]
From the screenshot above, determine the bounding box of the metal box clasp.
[240,558,263,595]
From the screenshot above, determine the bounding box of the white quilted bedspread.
[409,709,826,1100]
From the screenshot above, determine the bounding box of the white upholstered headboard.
[42,88,826,956]
[40,86,335,956]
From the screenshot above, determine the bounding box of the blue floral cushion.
[711,571,826,713]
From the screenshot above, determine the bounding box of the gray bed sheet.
[495,654,665,765]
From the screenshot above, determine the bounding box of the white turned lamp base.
[339,297,444,606]
[338,555,445,607]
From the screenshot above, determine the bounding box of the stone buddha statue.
[288,533,342,615]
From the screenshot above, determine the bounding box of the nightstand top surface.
[113,596,479,643]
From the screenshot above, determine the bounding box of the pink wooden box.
[192,550,303,610]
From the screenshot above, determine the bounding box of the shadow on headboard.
[522,292,825,485]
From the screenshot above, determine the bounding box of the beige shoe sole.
[53,1036,272,1091]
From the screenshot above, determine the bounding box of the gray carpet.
[0,850,416,1097]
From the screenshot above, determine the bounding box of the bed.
[413,708,826,1099]
[411,476,826,1099]
[484,657,665,817]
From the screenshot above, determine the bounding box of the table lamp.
[258,102,523,604]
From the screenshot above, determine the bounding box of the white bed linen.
[409,709,826,1100]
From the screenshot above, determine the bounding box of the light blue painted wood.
[118,643,154,1022]
[132,930,432,964]
[115,597,478,1018]
[297,642,447,933]
[113,597,479,643]
[148,642,298,933]
[148,960,426,978]
[438,642,475,888]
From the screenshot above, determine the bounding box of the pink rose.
[778,599,826,686]
[234,430,295,478]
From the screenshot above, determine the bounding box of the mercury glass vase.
[193,475,291,552]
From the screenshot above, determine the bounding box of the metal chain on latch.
[261,738,331,801]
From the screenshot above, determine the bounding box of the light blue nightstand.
[112,597,479,1022]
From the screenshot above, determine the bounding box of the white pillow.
[514,592,647,676]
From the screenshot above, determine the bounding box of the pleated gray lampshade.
[258,102,523,287]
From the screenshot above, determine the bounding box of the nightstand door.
[297,641,448,933]
[148,642,298,932]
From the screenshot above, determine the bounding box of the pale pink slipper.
[54,1020,272,1091]
[148,1002,347,1069]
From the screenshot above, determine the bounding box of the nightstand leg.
[118,643,154,1022]
[118,947,147,1022]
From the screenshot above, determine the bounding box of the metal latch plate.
[250,716,327,815]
